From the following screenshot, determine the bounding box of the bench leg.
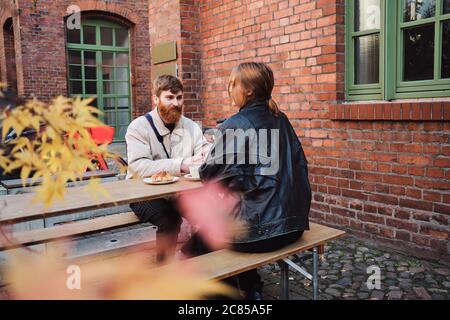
[278,260,289,300]
[313,247,318,300]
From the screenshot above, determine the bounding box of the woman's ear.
[246,90,253,97]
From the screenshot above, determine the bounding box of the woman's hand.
[181,154,205,173]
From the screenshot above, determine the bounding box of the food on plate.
[151,171,173,182]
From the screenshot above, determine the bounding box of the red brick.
[434,203,450,216]
[358,212,384,224]
[420,226,449,240]
[400,199,433,212]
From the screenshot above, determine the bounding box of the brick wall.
[148,0,202,121]
[197,0,450,261]
[8,0,151,115]
[148,0,182,117]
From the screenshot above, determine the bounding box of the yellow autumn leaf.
[84,178,114,204]
[20,165,32,186]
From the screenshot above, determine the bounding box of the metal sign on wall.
[151,40,178,79]
[152,41,177,64]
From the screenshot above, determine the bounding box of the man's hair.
[152,75,183,97]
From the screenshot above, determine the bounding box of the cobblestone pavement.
[259,235,450,300]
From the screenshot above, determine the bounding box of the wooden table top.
[0,178,203,224]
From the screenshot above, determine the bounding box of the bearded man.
[125,75,208,263]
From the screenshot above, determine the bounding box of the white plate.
[184,174,201,181]
[143,176,179,185]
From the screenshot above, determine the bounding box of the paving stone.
[413,287,432,300]
[329,284,345,290]
[336,277,352,287]
[351,282,361,290]
[389,286,400,290]
[357,292,369,299]
[385,280,398,287]
[325,288,341,298]
[400,272,410,278]
[427,288,448,294]
[370,290,386,300]
[386,272,397,279]
[435,268,450,276]
[442,281,450,289]
[388,290,403,300]
[344,288,356,293]
[409,267,425,274]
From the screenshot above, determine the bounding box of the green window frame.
[66,19,132,141]
[345,0,450,101]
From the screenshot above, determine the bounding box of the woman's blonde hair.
[229,62,279,116]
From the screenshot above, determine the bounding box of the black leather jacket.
[199,100,311,243]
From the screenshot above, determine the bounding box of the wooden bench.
[0,211,140,251]
[156,222,345,300]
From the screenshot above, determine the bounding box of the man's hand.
[181,154,205,173]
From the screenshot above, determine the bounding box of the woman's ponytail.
[268,97,279,116]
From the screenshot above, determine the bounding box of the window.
[66,19,131,141]
[345,0,450,100]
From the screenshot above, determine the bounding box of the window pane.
[84,51,96,66]
[89,98,98,108]
[354,34,380,84]
[443,21,450,78]
[117,98,129,109]
[403,24,434,81]
[84,66,97,80]
[102,67,114,80]
[85,81,97,94]
[101,27,113,46]
[104,112,116,126]
[103,81,114,94]
[67,28,80,43]
[69,66,82,79]
[445,0,450,14]
[69,81,83,94]
[115,53,129,67]
[117,126,128,139]
[102,52,114,66]
[115,68,129,81]
[116,29,129,47]
[116,82,129,95]
[68,51,81,64]
[117,111,130,125]
[83,25,96,45]
[104,98,115,110]
[404,0,435,22]
[355,0,381,31]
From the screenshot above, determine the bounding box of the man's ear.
[152,95,159,106]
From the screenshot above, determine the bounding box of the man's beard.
[158,104,182,124]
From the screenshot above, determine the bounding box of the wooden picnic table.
[0,178,203,225]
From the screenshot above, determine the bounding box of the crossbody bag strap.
[145,113,170,159]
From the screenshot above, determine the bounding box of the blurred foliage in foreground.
[0,90,125,207]
[0,87,237,300]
